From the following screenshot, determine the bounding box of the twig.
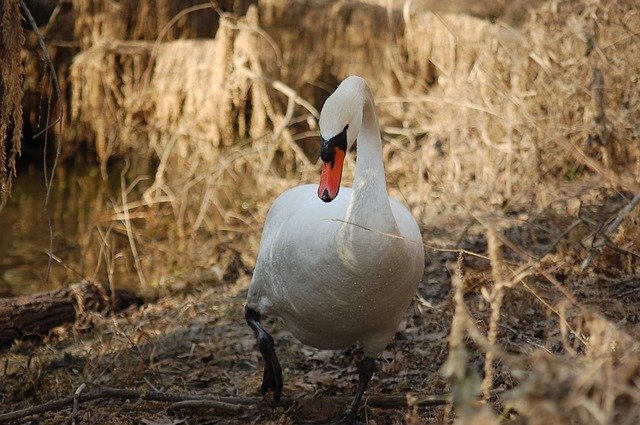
[603,275,640,288]
[119,160,148,287]
[236,65,317,170]
[43,250,87,281]
[0,384,449,423]
[619,285,640,298]
[540,219,583,257]
[564,137,640,194]
[168,400,244,413]
[378,95,500,117]
[604,192,640,234]
[236,65,320,119]
[142,2,281,82]
[142,3,216,82]
[327,217,495,262]
[604,242,640,261]
[71,384,86,425]
[581,192,640,270]
[20,0,63,138]
[19,0,63,285]
[483,229,506,402]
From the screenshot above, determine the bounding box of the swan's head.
[317,76,365,202]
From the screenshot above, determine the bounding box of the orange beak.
[318,147,345,202]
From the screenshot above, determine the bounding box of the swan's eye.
[320,124,348,165]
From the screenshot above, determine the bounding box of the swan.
[245,75,425,423]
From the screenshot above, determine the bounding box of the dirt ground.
[1,179,638,424]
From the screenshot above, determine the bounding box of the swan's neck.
[344,91,398,235]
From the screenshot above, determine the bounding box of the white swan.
[245,76,425,423]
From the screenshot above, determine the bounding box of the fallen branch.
[0,384,448,423]
[167,399,246,413]
[0,386,187,423]
[169,394,449,410]
[0,280,142,348]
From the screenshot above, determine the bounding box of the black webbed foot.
[335,356,376,424]
[302,356,376,424]
[245,306,283,401]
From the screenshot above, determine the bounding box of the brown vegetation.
[64,0,640,229]
[1,0,639,423]
[0,0,24,209]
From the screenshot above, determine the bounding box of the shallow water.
[0,162,141,297]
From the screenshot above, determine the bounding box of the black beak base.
[320,124,348,165]
[321,139,335,164]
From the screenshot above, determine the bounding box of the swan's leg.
[244,306,283,401]
[342,356,376,421]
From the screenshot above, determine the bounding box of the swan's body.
[247,184,423,356]
[245,76,425,422]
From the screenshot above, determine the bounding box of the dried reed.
[482,229,506,402]
[63,0,638,237]
[0,0,24,210]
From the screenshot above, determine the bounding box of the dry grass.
[2,0,640,423]
[0,0,24,210]
[66,0,640,226]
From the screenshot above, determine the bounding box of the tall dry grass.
[0,0,24,210]
[67,0,639,226]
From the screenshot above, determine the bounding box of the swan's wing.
[389,197,423,243]
[247,184,352,312]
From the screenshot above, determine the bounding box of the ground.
[1,180,638,424]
